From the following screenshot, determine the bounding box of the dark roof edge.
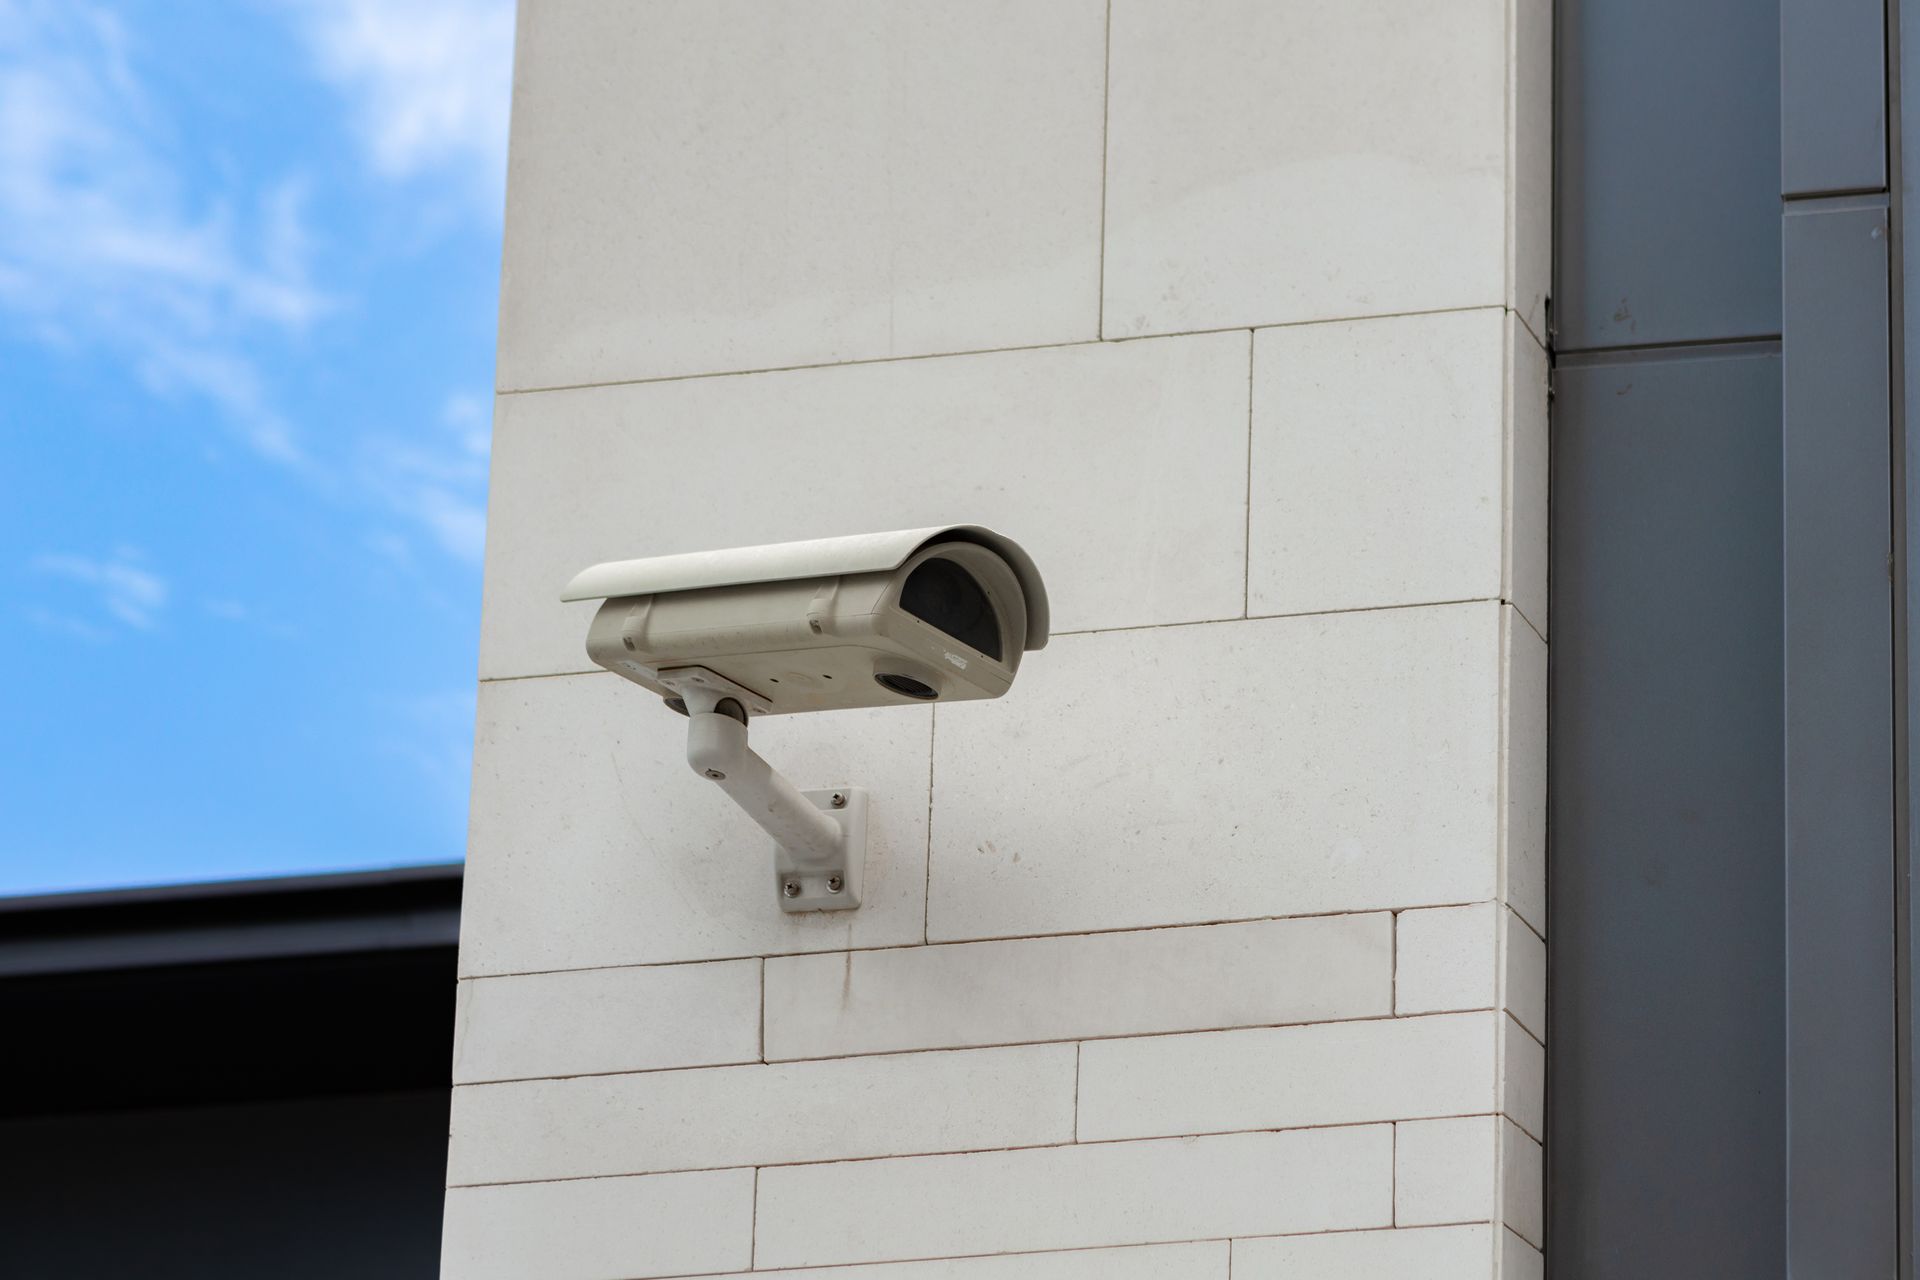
[0,861,462,915]
[0,863,463,978]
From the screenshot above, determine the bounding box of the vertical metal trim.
[1783,197,1900,1277]
[1545,4,1565,1272]
[1553,0,1782,353]
[1551,347,1787,1278]
[1895,0,1920,1271]
[1782,0,1889,196]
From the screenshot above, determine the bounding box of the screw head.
[830,792,847,808]
[704,768,726,780]
[826,874,844,894]
[782,880,801,899]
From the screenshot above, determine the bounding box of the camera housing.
[563,526,1047,914]
[563,525,1049,715]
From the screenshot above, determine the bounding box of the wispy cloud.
[30,546,170,630]
[0,0,326,465]
[360,391,492,564]
[23,607,108,644]
[134,340,305,465]
[378,685,479,837]
[1,2,498,574]
[289,0,514,215]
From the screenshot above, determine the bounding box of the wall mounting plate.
[775,788,866,912]
[656,666,774,717]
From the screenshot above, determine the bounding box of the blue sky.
[0,0,513,894]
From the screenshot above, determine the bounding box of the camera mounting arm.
[661,668,867,913]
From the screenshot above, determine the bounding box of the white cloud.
[290,0,514,214]
[0,0,326,465]
[30,547,170,629]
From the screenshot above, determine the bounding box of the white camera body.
[564,526,1048,914]
[563,526,1050,715]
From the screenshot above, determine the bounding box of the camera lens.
[898,557,1001,659]
[875,673,938,700]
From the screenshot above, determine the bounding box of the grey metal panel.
[1781,0,1889,196]
[1550,348,1785,1277]
[1555,0,1781,351]
[1898,3,1920,1266]
[1782,200,1900,1275]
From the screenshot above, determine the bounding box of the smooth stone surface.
[440,1169,752,1280]
[453,959,762,1084]
[482,331,1251,681]
[764,913,1391,1060]
[1249,309,1507,619]
[1103,0,1508,336]
[755,1126,1393,1268]
[446,1043,1074,1184]
[1233,1225,1494,1280]
[500,0,1106,389]
[928,604,1504,941]
[462,673,931,976]
[1076,1012,1499,1141]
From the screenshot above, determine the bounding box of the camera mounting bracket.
[660,667,865,913]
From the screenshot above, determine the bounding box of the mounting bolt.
[826,874,844,894]
[782,880,801,899]
[704,768,726,780]
[830,792,847,808]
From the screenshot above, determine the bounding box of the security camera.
[564,526,1048,913]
